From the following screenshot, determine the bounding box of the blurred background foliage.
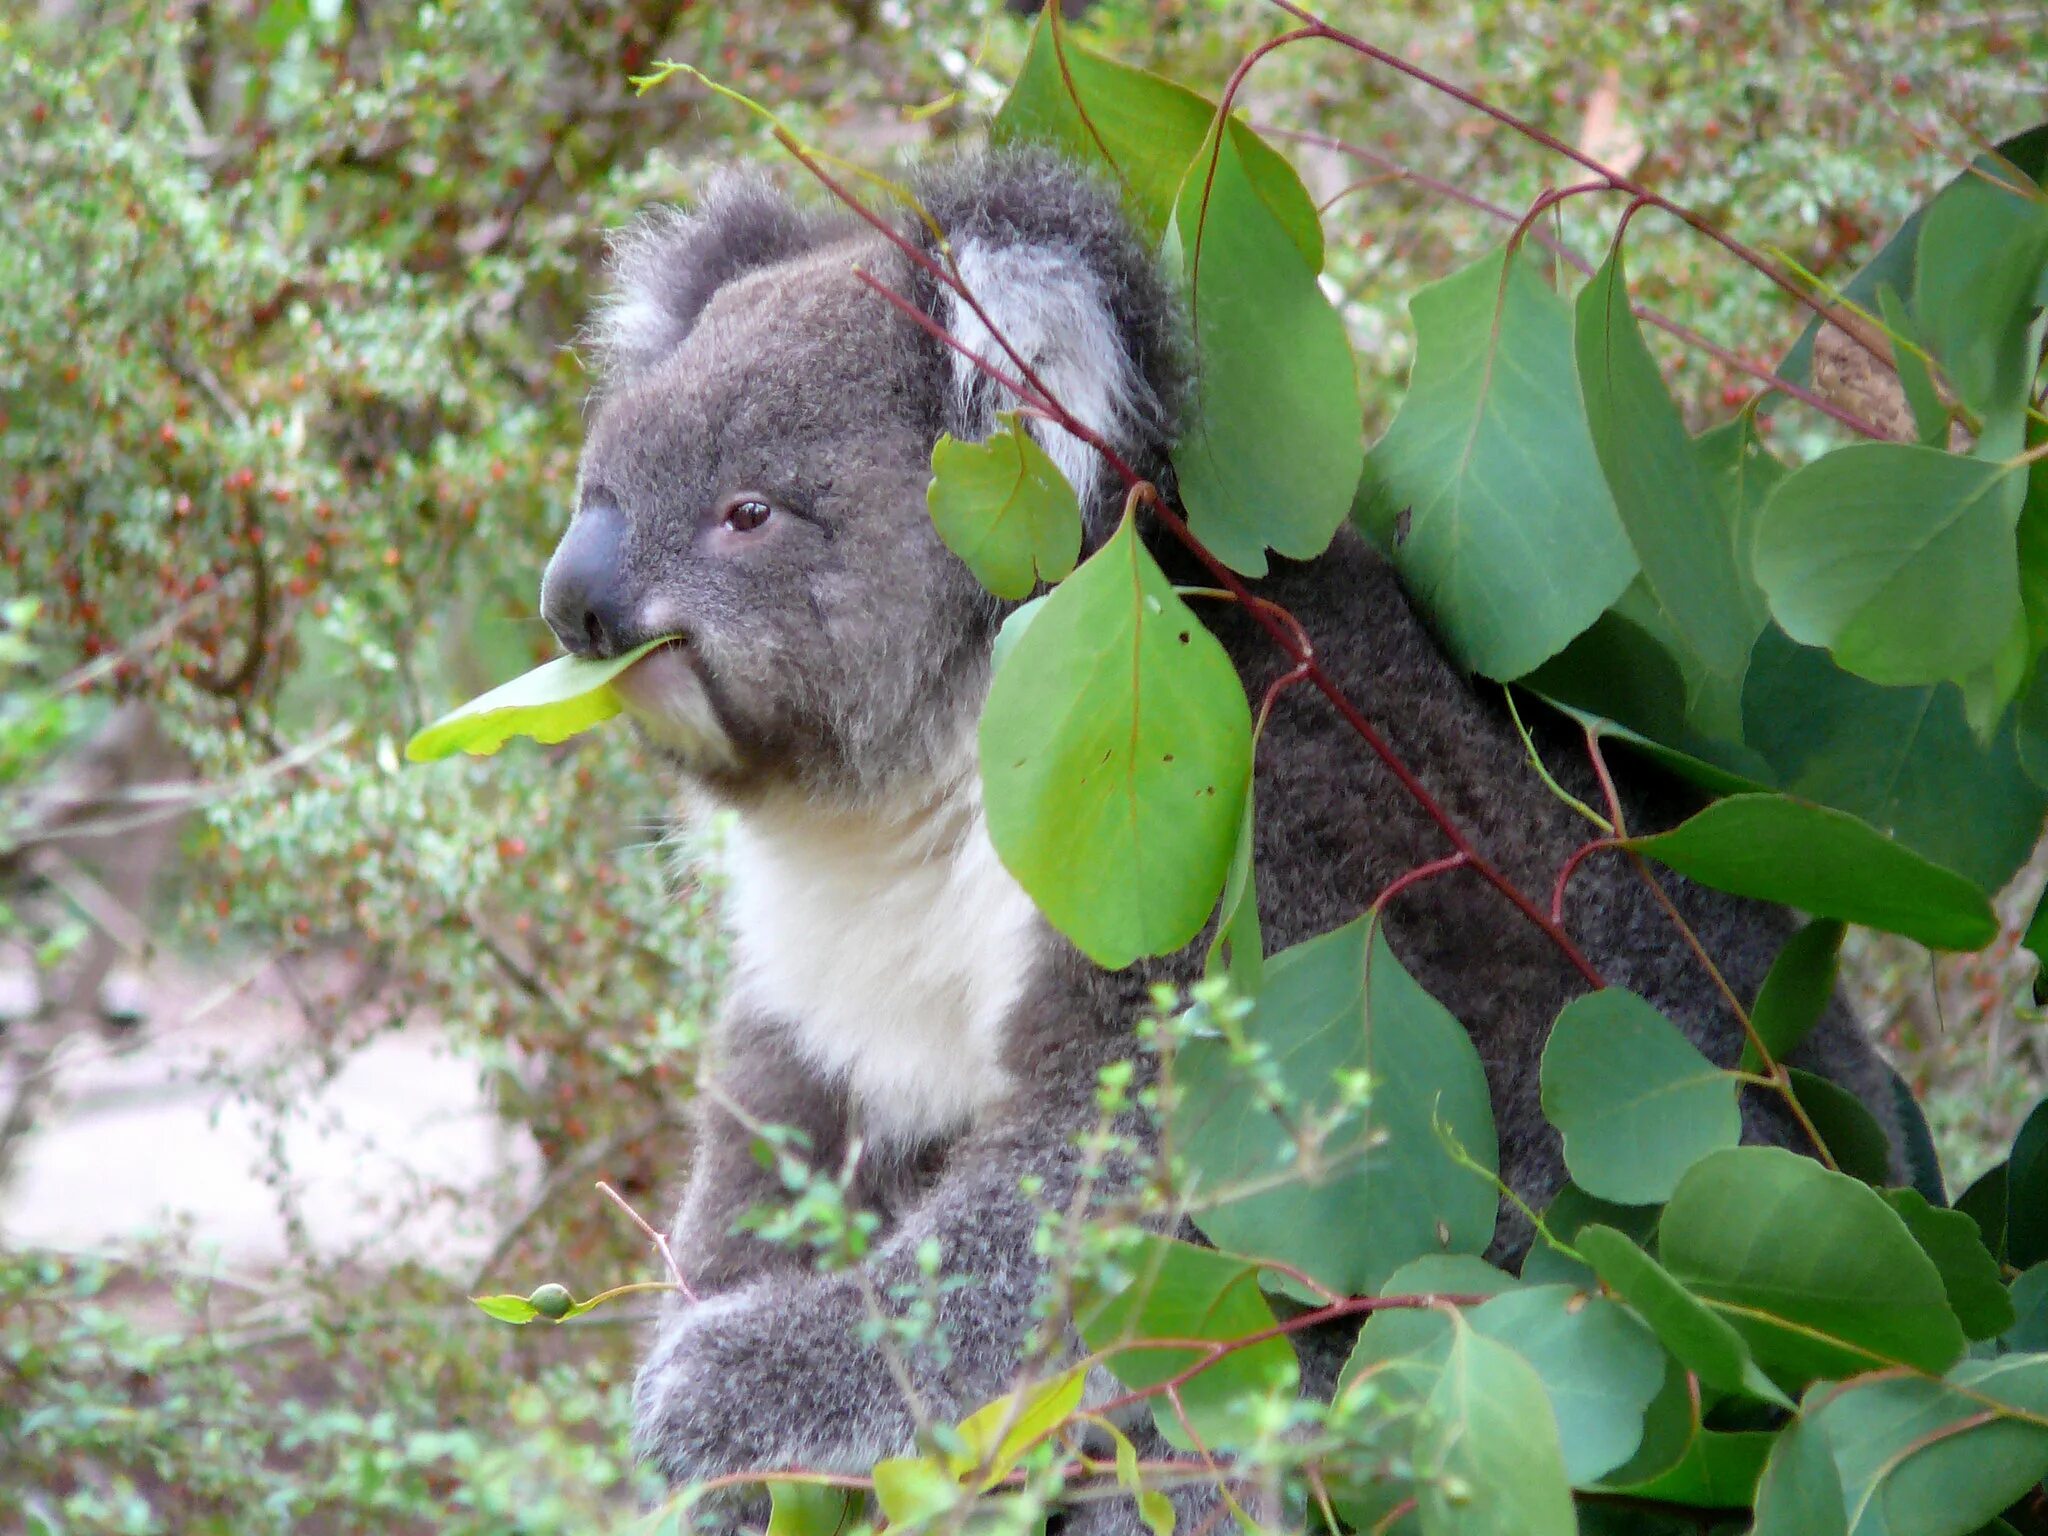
[1,1,2043,1530]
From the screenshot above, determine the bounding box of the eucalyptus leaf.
[1660,1147,1965,1386]
[1786,1067,1895,1187]
[1879,1187,2016,1343]
[1539,989,1741,1206]
[1413,1316,1576,1536]
[980,512,1252,968]
[927,411,1082,600]
[767,1482,856,1536]
[1360,245,1635,680]
[1741,919,1845,1073]
[405,638,667,761]
[1623,793,1997,951]
[1750,1415,1848,1536]
[1166,125,1360,575]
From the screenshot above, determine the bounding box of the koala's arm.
[633,1096,1117,1486]
[668,1009,851,1298]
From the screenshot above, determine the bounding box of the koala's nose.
[541,501,637,658]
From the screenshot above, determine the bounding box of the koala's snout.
[541,500,642,658]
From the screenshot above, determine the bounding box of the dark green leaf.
[1742,627,2047,896]
[927,412,1082,600]
[1166,127,1360,575]
[1875,285,1949,447]
[1576,244,1763,727]
[1787,1067,1895,1187]
[2011,1097,2048,1269]
[1521,1184,1660,1289]
[1742,919,1845,1072]
[1360,246,1635,680]
[2004,1263,2048,1354]
[1880,1187,2016,1342]
[1175,918,1499,1295]
[1574,1224,1789,1408]
[980,511,1252,968]
[1955,1162,2009,1263]
[992,4,1321,266]
[1603,1428,1774,1508]
[1660,1147,1965,1385]
[1623,793,1997,951]
[1539,989,1741,1205]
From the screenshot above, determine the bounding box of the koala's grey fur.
[545,148,1903,1525]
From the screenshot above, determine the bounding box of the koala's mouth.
[611,638,739,770]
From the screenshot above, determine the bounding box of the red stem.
[1373,850,1473,910]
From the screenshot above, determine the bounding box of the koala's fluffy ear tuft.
[589,174,825,382]
[911,151,1187,523]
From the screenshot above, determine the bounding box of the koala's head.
[541,150,1184,808]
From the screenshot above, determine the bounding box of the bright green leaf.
[1202,781,1262,996]
[767,1482,855,1536]
[871,1456,962,1528]
[1754,444,2025,689]
[469,1293,540,1325]
[1540,988,1741,1205]
[927,412,1082,600]
[1361,246,1635,679]
[1623,793,1997,951]
[405,638,667,761]
[1660,1147,1966,1386]
[1166,126,1360,575]
[979,512,1252,967]
[1175,917,1499,1295]
[1875,285,1950,447]
[948,1366,1086,1488]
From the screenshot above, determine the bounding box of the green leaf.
[1467,1285,1666,1484]
[1742,919,1845,1072]
[1539,988,1741,1205]
[1360,246,1636,680]
[767,1482,855,1536]
[2004,1263,2048,1354]
[1786,1068,1895,1186]
[1742,627,2048,896]
[1807,1356,2048,1536]
[927,412,1083,600]
[1412,1316,1576,1536]
[1101,1419,1177,1536]
[1954,1163,2009,1263]
[1697,409,1788,608]
[1165,126,1360,576]
[1607,1428,1774,1508]
[1520,1184,1659,1289]
[1076,1235,1297,1450]
[1751,1416,1849,1536]
[1753,444,2026,689]
[2011,1096,2048,1270]
[1623,793,1997,951]
[404,638,667,761]
[1202,782,1262,996]
[947,1368,1085,1487]
[979,512,1252,967]
[1913,165,2048,428]
[1174,917,1499,1296]
[991,4,1321,268]
[469,1293,540,1325]
[1879,1188,2016,1342]
[1573,1224,1789,1409]
[1660,1147,1966,1386]
[1575,244,1764,720]
[871,1456,962,1528]
[990,593,1047,678]
[1875,285,1949,447]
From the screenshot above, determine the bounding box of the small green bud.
[528,1283,574,1320]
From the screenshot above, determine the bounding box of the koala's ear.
[591,175,820,380]
[937,236,1167,509]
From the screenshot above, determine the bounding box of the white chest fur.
[718,775,1042,1147]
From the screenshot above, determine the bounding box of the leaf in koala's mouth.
[404,638,670,762]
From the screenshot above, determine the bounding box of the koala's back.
[1174,527,1900,1260]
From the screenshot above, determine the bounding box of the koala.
[538,148,1903,1517]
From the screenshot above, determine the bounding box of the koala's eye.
[721,496,773,534]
